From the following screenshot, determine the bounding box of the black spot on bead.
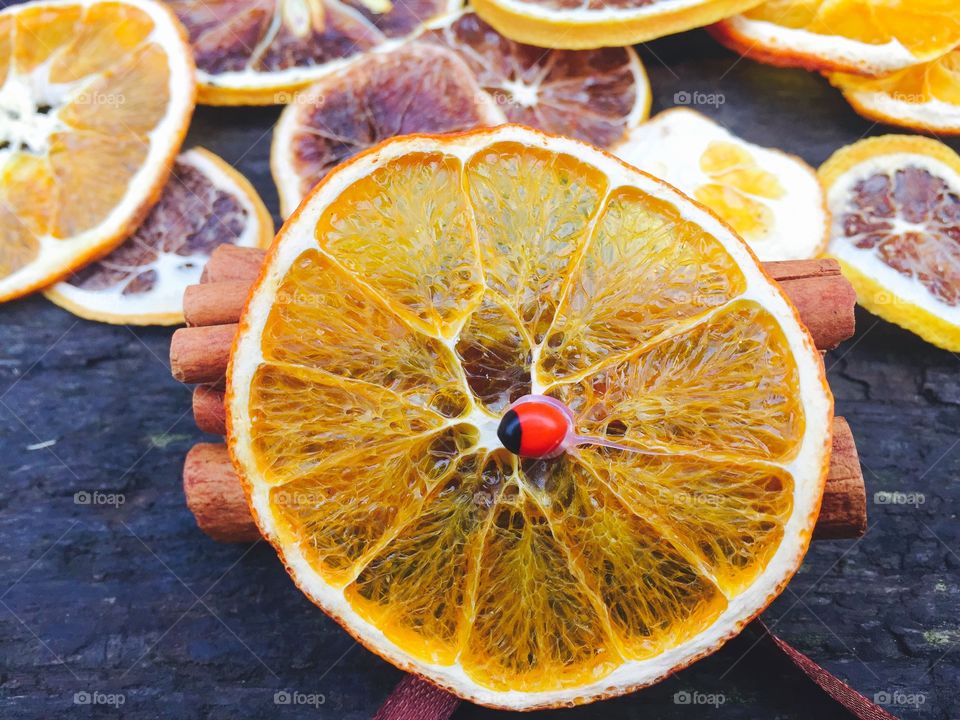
[497,410,522,455]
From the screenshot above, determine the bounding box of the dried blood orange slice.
[44,148,273,325]
[613,109,827,261]
[167,0,460,105]
[469,0,765,49]
[828,49,960,134]
[819,135,960,351]
[0,0,195,303]
[228,125,832,708]
[271,11,648,215]
[712,0,960,76]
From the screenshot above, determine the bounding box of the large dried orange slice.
[271,12,648,216]
[470,0,765,49]
[228,125,832,708]
[712,1,960,76]
[0,0,195,303]
[819,135,960,351]
[613,109,827,261]
[167,0,460,105]
[44,148,273,325]
[828,49,960,134]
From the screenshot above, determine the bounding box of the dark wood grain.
[2,25,959,720]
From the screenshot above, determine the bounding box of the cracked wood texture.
[2,28,959,720]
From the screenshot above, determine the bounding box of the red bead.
[512,400,568,458]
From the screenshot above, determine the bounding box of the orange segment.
[269,425,473,586]
[530,458,728,660]
[551,301,805,463]
[61,43,171,135]
[1,154,54,238]
[455,294,533,415]
[263,248,469,416]
[578,450,795,594]
[460,488,620,692]
[464,142,608,343]
[49,131,148,238]
[248,363,449,484]
[13,6,80,74]
[48,2,155,83]
[538,186,746,382]
[346,453,505,665]
[0,202,39,280]
[315,152,484,338]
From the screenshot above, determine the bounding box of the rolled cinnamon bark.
[170,255,857,385]
[193,386,227,435]
[183,417,866,543]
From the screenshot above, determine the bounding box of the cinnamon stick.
[184,280,252,327]
[193,386,227,435]
[200,244,266,284]
[170,323,236,385]
[183,417,866,543]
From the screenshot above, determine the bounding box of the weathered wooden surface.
[2,28,959,720]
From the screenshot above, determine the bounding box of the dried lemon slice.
[271,12,648,216]
[819,135,960,351]
[44,148,273,325]
[713,0,960,75]
[829,49,960,134]
[0,0,195,302]
[228,125,832,709]
[613,109,827,261]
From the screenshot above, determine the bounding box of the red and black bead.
[497,399,569,459]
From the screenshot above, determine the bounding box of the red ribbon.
[373,620,897,720]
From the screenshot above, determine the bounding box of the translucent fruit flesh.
[237,134,825,698]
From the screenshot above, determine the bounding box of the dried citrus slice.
[0,0,195,303]
[271,12,648,216]
[167,0,460,105]
[828,49,960,134]
[228,125,832,708]
[470,0,765,49]
[819,135,960,351]
[43,148,273,325]
[613,109,827,261]
[712,0,960,75]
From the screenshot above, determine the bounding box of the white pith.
[0,0,194,299]
[721,14,923,73]
[43,148,269,320]
[826,151,960,326]
[843,89,960,132]
[229,126,832,710]
[485,0,744,23]
[271,9,650,217]
[613,108,827,261]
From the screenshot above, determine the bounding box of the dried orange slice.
[167,0,460,105]
[43,148,273,325]
[470,0,766,49]
[613,109,827,261]
[829,49,960,134]
[0,0,195,303]
[712,0,960,75]
[228,125,832,708]
[271,12,649,215]
[819,135,960,351]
